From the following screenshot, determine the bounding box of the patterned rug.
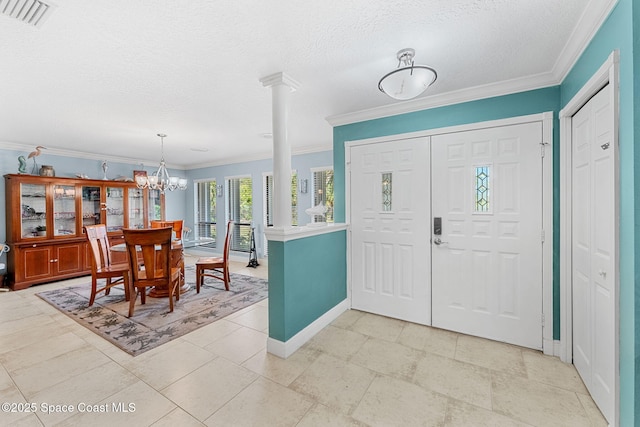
[36,266,268,356]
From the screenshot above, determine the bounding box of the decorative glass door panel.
[81,186,101,231]
[53,184,76,236]
[106,187,125,232]
[20,183,47,238]
[128,188,144,229]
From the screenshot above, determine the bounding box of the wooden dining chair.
[84,224,130,306]
[151,219,185,286]
[123,227,181,317]
[195,221,233,292]
[150,219,184,239]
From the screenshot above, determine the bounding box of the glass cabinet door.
[81,186,101,231]
[53,184,76,236]
[20,182,47,238]
[105,186,124,232]
[148,188,162,222]
[128,188,144,229]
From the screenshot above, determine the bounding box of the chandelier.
[378,48,437,100]
[135,134,188,194]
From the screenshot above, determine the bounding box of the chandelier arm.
[138,133,188,194]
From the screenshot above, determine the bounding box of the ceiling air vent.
[1,0,56,28]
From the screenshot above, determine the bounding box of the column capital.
[260,72,301,91]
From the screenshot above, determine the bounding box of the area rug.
[36,266,268,356]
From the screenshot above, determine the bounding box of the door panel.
[431,122,543,350]
[350,138,431,324]
[572,84,614,423]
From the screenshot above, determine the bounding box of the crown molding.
[552,0,618,82]
[0,141,182,170]
[187,143,332,170]
[326,72,556,127]
[327,0,618,128]
[0,140,332,172]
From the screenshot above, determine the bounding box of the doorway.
[347,114,552,351]
[560,51,619,426]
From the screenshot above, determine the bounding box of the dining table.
[110,239,189,297]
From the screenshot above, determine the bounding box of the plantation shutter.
[195,181,217,247]
[313,169,334,223]
[227,177,252,252]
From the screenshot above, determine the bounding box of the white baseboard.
[543,338,553,355]
[267,299,350,359]
[544,339,562,358]
[554,340,562,358]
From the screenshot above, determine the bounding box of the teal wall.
[333,86,561,336]
[268,230,347,341]
[559,0,637,424]
[333,1,639,422]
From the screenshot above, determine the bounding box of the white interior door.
[350,138,431,324]
[431,122,543,350]
[571,83,615,423]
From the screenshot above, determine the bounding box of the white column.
[260,72,300,228]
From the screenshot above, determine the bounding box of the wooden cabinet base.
[8,240,91,290]
[9,271,91,291]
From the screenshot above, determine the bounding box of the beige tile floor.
[0,256,608,426]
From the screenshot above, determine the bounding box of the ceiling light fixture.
[135,134,187,194]
[378,48,437,101]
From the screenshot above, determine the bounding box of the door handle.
[433,237,448,246]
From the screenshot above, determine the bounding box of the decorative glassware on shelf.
[106,186,125,232]
[20,183,46,238]
[81,186,101,228]
[129,188,144,229]
[53,184,76,236]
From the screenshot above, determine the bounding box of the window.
[195,181,217,247]
[474,165,491,213]
[147,188,163,221]
[381,172,392,212]
[263,172,298,257]
[264,171,298,227]
[312,168,334,222]
[227,176,253,252]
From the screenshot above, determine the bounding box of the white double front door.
[349,121,544,349]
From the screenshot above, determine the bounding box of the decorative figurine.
[102,160,109,180]
[305,203,328,226]
[18,156,27,173]
[28,146,46,174]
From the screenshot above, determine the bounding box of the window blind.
[313,169,334,222]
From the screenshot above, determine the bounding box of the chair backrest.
[223,221,234,262]
[150,220,184,239]
[85,224,114,271]
[123,227,173,288]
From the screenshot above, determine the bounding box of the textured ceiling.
[0,0,614,169]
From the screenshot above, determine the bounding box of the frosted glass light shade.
[378,65,437,100]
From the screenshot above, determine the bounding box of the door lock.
[433,237,448,246]
[433,217,442,235]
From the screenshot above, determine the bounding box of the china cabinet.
[4,174,163,290]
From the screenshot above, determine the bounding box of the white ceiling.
[0,0,615,170]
